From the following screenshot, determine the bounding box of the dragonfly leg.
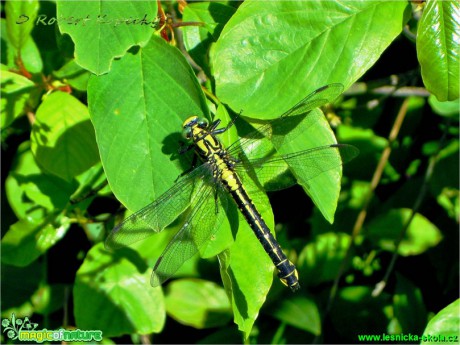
[212,110,242,135]
[208,119,221,132]
[178,140,194,154]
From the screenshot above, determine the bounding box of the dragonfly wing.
[105,165,209,250]
[243,144,359,191]
[227,83,344,160]
[279,83,344,118]
[151,179,229,287]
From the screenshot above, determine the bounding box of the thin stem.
[171,21,205,28]
[202,86,219,105]
[166,2,204,77]
[372,121,448,296]
[322,97,410,326]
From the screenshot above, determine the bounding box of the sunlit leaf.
[422,299,460,344]
[366,208,442,256]
[165,279,232,329]
[57,1,158,74]
[30,91,99,182]
[417,1,460,101]
[74,244,165,336]
[212,0,410,118]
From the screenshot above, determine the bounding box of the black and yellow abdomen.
[215,152,300,291]
[225,172,299,291]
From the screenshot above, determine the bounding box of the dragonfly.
[105,83,359,291]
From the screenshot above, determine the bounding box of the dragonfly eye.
[182,126,193,140]
[197,118,208,129]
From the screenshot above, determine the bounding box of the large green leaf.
[57,0,158,75]
[88,36,208,212]
[30,91,99,182]
[417,1,460,101]
[74,243,165,337]
[422,299,460,344]
[212,0,411,118]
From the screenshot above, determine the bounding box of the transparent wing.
[151,179,228,286]
[227,83,344,159]
[236,144,359,191]
[105,164,209,250]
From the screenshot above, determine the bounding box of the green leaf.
[393,274,427,334]
[366,208,442,256]
[430,140,459,220]
[5,142,77,221]
[196,326,243,344]
[19,38,43,74]
[276,108,344,223]
[297,232,351,286]
[52,59,91,91]
[57,0,158,75]
[183,2,235,42]
[31,284,66,315]
[337,125,389,181]
[429,95,460,118]
[1,19,43,74]
[88,35,208,212]
[430,140,459,193]
[182,2,235,73]
[212,0,410,118]
[214,170,276,336]
[269,296,321,335]
[422,299,460,344]
[30,91,99,182]
[1,261,42,316]
[74,243,165,337]
[165,279,232,329]
[5,0,39,51]
[417,1,460,101]
[1,70,35,128]
[1,218,70,267]
[218,217,274,337]
[330,286,392,341]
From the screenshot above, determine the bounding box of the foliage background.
[1,0,459,344]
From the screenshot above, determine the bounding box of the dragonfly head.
[182,116,209,140]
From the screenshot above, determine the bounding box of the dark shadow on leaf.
[161,131,194,172]
[84,246,149,282]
